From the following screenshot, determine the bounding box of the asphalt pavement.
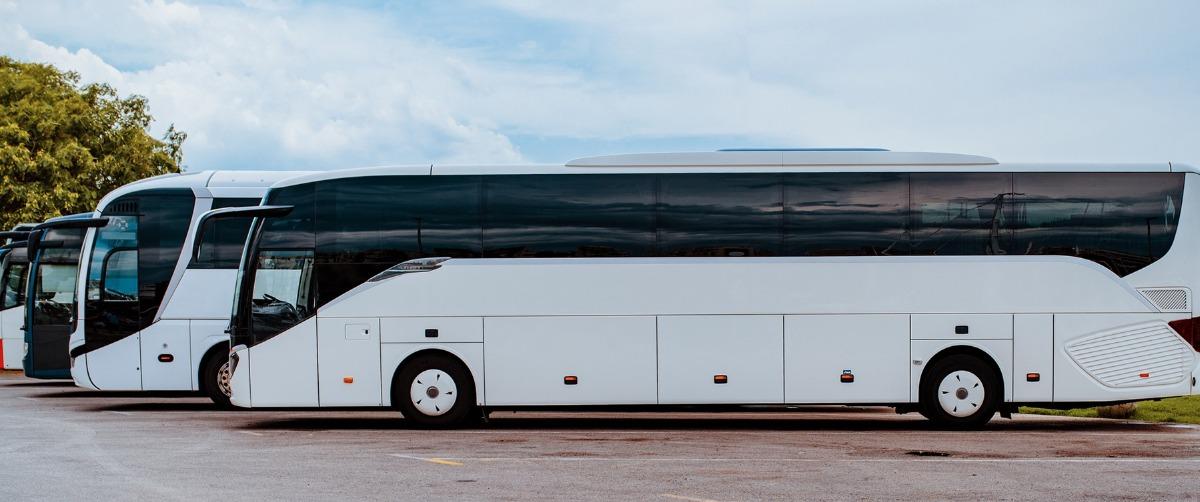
[1,371,1198,501]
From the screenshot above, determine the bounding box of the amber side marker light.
[157,354,173,363]
[563,375,578,385]
[343,376,354,384]
[840,371,854,383]
[1026,372,1040,382]
[713,374,728,384]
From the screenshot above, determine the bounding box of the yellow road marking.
[390,454,464,466]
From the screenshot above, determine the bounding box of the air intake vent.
[1066,322,1194,388]
[1138,288,1191,312]
[105,200,139,215]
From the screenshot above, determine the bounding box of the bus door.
[24,224,94,379]
[83,214,143,388]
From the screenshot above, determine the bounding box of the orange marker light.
[343,376,354,384]
[840,372,855,383]
[713,374,728,384]
[563,375,578,385]
[1026,372,1040,382]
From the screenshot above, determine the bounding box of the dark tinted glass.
[1,251,28,310]
[484,174,654,258]
[1012,173,1184,276]
[134,192,195,329]
[910,173,1013,256]
[80,189,195,355]
[191,198,260,269]
[785,173,908,256]
[83,214,139,353]
[658,173,783,257]
[315,175,482,307]
[260,184,316,250]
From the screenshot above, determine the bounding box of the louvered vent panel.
[1138,288,1190,312]
[1066,322,1194,388]
[105,200,139,215]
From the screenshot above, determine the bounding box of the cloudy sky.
[2,0,1198,170]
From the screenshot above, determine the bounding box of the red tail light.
[1168,317,1200,352]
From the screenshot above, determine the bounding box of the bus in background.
[222,150,1199,428]
[70,171,307,405]
[0,233,30,369]
[23,214,107,379]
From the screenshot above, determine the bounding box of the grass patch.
[1021,395,1200,425]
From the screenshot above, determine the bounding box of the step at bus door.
[317,317,381,406]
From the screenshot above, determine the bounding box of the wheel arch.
[384,346,483,407]
[196,340,229,393]
[918,344,1007,399]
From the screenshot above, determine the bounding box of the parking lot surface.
[1,371,1199,501]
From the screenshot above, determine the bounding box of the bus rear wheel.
[919,354,1000,429]
[393,353,476,428]
[200,350,233,409]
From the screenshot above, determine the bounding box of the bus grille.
[1138,288,1190,312]
[1065,322,1194,388]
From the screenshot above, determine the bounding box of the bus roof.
[96,170,312,211]
[266,151,1192,189]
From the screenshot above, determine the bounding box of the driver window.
[250,250,314,341]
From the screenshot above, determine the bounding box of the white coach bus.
[69,171,304,405]
[222,150,1200,427]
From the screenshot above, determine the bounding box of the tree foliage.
[0,56,184,229]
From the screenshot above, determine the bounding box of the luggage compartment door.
[484,316,657,406]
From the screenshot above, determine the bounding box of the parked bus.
[0,232,31,369]
[23,214,105,379]
[220,150,1200,427]
[69,171,306,404]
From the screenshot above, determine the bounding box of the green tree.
[0,56,184,229]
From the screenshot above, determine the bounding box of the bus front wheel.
[200,349,233,409]
[918,354,1000,429]
[392,353,477,428]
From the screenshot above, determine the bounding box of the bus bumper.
[71,354,98,390]
[230,345,251,407]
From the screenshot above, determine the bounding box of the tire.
[392,353,477,428]
[200,349,233,409]
[918,354,1001,429]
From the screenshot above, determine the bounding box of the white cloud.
[1,0,1198,168]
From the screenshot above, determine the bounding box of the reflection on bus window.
[250,250,314,342]
[1,261,27,310]
[33,259,78,326]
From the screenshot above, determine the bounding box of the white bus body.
[224,151,1200,427]
[70,170,304,404]
[0,244,29,369]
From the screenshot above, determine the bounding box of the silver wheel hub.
[937,370,984,418]
[409,369,457,417]
[217,361,232,397]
